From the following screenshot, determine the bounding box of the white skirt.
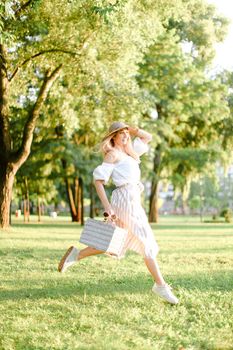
[111,183,159,260]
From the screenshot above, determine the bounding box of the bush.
[220,208,233,223]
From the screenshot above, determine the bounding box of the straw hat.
[102,121,129,140]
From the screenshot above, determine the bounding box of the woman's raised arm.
[128,126,152,144]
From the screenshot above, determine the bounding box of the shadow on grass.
[11,223,81,229]
[0,274,151,301]
[174,270,233,292]
[0,270,232,302]
[11,222,233,231]
[2,245,233,260]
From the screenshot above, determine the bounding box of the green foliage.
[3,0,175,215]
[5,0,230,146]
[166,1,229,66]
[137,17,230,204]
[189,195,201,210]
[220,208,232,223]
[214,70,233,150]
[5,0,172,138]
[188,173,233,219]
[166,148,220,172]
[2,0,233,223]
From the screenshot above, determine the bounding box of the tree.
[137,1,230,221]
[2,0,184,228]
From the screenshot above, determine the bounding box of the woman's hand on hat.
[128,126,139,136]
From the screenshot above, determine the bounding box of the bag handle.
[103,211,117,223]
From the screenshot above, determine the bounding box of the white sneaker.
[152,283,179,304]
[58,246,79,273]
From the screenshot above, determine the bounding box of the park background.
[0,0,233,349]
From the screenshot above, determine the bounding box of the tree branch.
[0,44,8,82]
[14,0,34,17]
[9,49,79,81]
[12,64,62,169]
[0,44,11,161]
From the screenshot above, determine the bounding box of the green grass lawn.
[0,216,233,350]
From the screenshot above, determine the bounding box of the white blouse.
[93,137,149,187]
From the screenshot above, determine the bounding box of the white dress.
[93,137,159,260]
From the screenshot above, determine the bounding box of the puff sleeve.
[93,162,114,185]
[133,137,149,156]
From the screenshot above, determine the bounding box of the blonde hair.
[100,130,139,162]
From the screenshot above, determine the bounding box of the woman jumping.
[58,121,179,305]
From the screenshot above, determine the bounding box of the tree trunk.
[13,65,62,169]
[23,177,30,222]
[0,45,13,228]
[61,159,82,223]
[148,103,164,223]
[149,144,162,222]
[89,183,94,218]
[79,177,84,225]
[0,164,15,229]
[149,178,160,223]
[0,55,61,228]
[181,196,189,215]
[74,177,79,220]
[41,201,45,215]
[64,178,79,222]
[37,196,41,222]
[181,178,191,215]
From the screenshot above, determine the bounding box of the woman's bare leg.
[79,250,165,285]
[79,249,165,285]
[78,247,104,260]
[144,257,165,285]
[58,246,104,272]
[145,257,179,304]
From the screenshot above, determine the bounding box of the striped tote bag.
[79,218,128,258]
